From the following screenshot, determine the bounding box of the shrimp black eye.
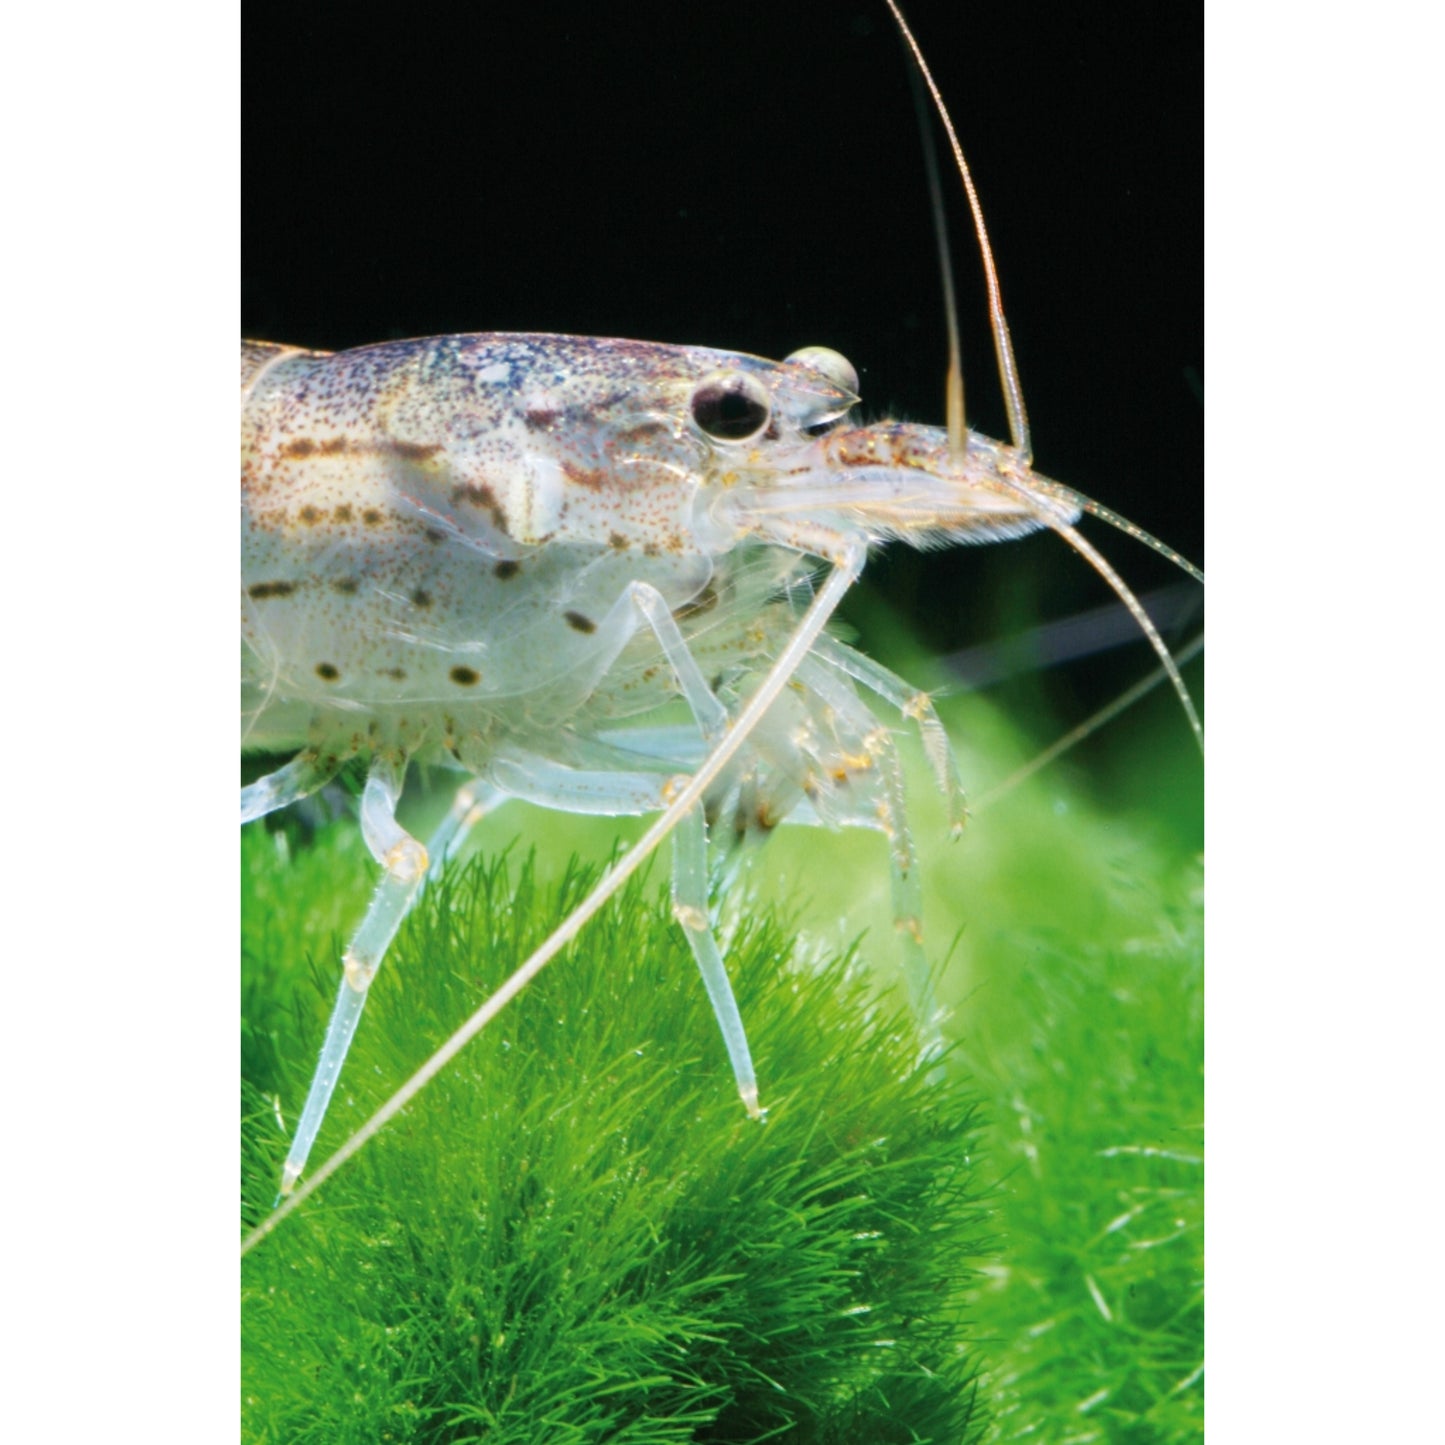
[690,373,772,443]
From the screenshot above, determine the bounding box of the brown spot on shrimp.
[315,662,340,682]
[451,481,509,533]
[332,576,360,595]
[284,434,437,463]
[362,507,385,526]
[410,588,433,609]
[248,580,297,600]
[564,610,597,634]
[387,439,442,462]
[560,461,605,491]
[494,560,520,580]
[449,665,481,686]
[613,421,668,445]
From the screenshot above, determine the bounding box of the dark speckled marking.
[411,588,433,608]
[299,504,323,525]
[494,560,520,580]
[248,580,297,600]
[381,666,406,680]
[333,577,360,595]
[333,503,354,523]
[614,421,667,443]
[561,460,605,490]
[362,507,384,526]
[608,531,627,550]
[449,665,481,686]
[316,662,340,681]
[281,434,437,462]
[564,610,597,634]
[451,481,509,534]
[390,439,442,461]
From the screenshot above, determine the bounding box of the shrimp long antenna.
[972,632,1205,812]
[907,62,966,463]
[884,0,1031,463]
[1051,522,1203,751]
[1072,495,1205,586]
[885,0,1203,719]
[1021,474,1205,586]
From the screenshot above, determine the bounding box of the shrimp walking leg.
[496,583,759,1103]
[672,802,759,1116]
[277,574,745,1193]
[622,581,730,740]
[486,757,673,815]
[790,654,942,1049]
[811,634,967,836]
[486,587,761,1107]
[280,757,429,1196]
[425,780,508,883]
[240,751,336,825]
[467,754,763,1111]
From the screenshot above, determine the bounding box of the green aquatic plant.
[963,862,1203,1444]
[241,682,1202,1444]
[243,837,994,1443]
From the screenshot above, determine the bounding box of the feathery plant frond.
[242,676,1202,1443]
[243,837,993,1444]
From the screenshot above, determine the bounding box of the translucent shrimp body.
[242,330,1077,1197]
[243,333,1062,756]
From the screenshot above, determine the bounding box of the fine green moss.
[242,679,1202,1444]
[962,863,1203,1444]
[243,840,993,1443]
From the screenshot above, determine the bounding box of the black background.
[244,0,1201,736]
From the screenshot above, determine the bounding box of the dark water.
[244,0,1202,741]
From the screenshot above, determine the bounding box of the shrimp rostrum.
[241,324,1201,1210]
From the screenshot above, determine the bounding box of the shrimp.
[241,2,1201,1244]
